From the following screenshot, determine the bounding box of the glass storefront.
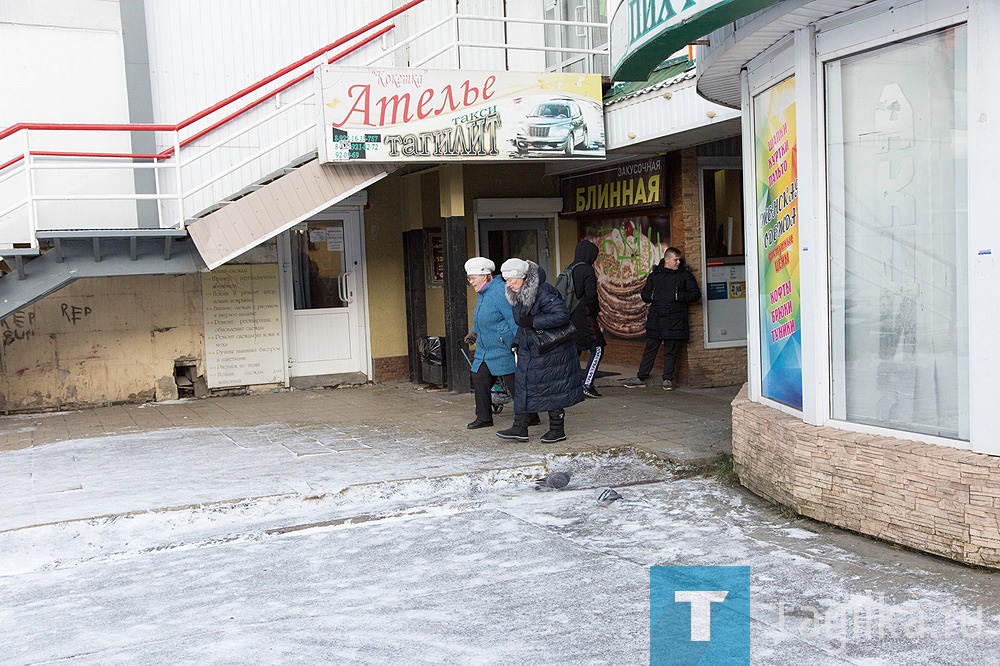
[826,26,969,439]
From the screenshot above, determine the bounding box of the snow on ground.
[1,430,1000,664]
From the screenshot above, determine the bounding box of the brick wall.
[373,355,409,382]
[732,384,1000,568]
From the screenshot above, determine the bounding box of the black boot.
[497,413,529,441]
[526,413,541,426]
[540,409,566,443]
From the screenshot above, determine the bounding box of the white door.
[281,210,368,377]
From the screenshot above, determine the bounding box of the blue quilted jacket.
[471,276,517,376]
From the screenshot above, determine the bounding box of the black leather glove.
[517,312,534,329]
[463,331,478,345]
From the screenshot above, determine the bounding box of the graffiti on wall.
[61,304,93,325]
[2,311,35,347]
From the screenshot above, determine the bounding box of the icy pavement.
[2,429,1000,664]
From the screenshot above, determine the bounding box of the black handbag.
[531,321,576,354]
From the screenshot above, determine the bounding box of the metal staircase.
[0,0,610,318]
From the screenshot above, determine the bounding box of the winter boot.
[540,409,566,443]
[497,414,529,442]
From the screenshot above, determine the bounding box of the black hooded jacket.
[568,240,606,350]
[640,259,702,340]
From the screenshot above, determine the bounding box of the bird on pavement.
[535,471,572,490]
[595,487,623,506]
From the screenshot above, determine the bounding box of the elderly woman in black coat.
[496,258,584,443]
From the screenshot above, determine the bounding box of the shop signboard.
[754,76,802,410]
[610,0,783,82]
[567,157,671,340]
[560,156,667,215]
[316,66,605,162]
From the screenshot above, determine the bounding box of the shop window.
[543,0,609,75]
[826,26,968,439]
[702,167,746,345]
[290,221,346,310]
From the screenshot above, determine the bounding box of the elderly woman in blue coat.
[464,257,518,429]
[496,258,584,443]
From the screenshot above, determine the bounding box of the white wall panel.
[0,4,137,235]
[143,1,397,123]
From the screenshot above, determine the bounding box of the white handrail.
[177,90,315,170]
[182,122,316,212]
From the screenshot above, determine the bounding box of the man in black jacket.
[623,247,701,390]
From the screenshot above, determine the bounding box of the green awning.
[611,0,783,82]
[604,57,694,105]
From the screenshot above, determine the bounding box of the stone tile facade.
[732,384,1000,568]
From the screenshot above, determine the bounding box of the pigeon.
[595,487,623,506]
[534,471,572,490]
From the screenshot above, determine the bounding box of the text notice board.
[203,264,283,387]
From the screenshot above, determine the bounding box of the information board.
[203,264,284,388]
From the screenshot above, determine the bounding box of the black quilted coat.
[507,261,585,414]
[640,260,702,340]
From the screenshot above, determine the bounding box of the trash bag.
[419,336,446,387]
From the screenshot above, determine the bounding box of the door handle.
[342,271,354,304]
[337,272,347,303]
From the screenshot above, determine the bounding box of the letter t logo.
[674,590,729,641]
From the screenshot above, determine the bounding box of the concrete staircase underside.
[0,234,200,321]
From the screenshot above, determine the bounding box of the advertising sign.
[582,215,671,339]
[316,66,605,162]
[560,156,667,215]
[611,0,782,81]
[754,76,801,409]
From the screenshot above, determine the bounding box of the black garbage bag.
[419,336,446,387]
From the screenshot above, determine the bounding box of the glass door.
[478,218,551,279]
[281,211,368,377]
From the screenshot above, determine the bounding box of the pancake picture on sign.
[587,219,667,339]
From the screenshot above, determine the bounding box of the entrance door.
[281,210,369,377]
[478,218,552,278]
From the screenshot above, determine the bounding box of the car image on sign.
[514,98,590,156]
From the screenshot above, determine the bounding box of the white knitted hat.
[500,258,529,279]
[464,257,495,275]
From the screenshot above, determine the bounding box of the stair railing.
[0,0,425,253]
[0,0,609,257]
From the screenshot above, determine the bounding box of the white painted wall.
[0,0,137,232]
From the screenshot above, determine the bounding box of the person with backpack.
[623,247,702,390]
[557,240,606,398]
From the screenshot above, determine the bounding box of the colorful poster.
[583,216,670,339]
[754,76,802,409]
[316,67,605,162]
